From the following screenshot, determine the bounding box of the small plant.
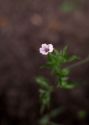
[36,44,78,112]
[36,43,89,124]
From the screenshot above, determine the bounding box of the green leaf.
[77,110,87,119]
[39,115,49,125]
[58,77,76,89]
[62,46,68,55]
[60,68,70,77]
[36,76,49,89]
[36,76,53,112]
[58,46,69,63]
[68,55,79,62]
[54,49,60,56]
[39,89,50,112]
[64,82,75,89]
[62,81,76,89]
[59,2,76,13]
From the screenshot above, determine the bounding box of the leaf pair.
[36,76,53,113]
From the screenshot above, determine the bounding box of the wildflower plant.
[36,43,79,114]
[36,43,89,125]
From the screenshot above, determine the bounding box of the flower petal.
[39,47,48,55]
[48,44,54,52]
[41,43,48,48]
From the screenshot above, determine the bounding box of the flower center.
[44,47,49,52]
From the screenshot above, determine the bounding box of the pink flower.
[39,43,54,55]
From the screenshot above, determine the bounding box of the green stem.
[67,55,89,70]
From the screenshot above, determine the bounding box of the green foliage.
[36,46,78,112]
[36,76,50,90]
[36,44,89,124]
[77,110,87,120]
[39,113,49,125]
[39,108,63,125]
[68,55,79,62]
[36,76,53,113]
[44,47,78,89]
[59,2,77,13]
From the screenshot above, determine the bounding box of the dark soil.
[0,0,89,125]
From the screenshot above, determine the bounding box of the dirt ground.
[0,0,89,125]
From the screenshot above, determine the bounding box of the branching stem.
[67,55,89,69]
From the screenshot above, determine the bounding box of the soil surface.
[0,0,89,125]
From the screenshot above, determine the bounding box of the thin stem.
[67,55,89,70]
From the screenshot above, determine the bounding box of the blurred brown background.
[0,0,89,125]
